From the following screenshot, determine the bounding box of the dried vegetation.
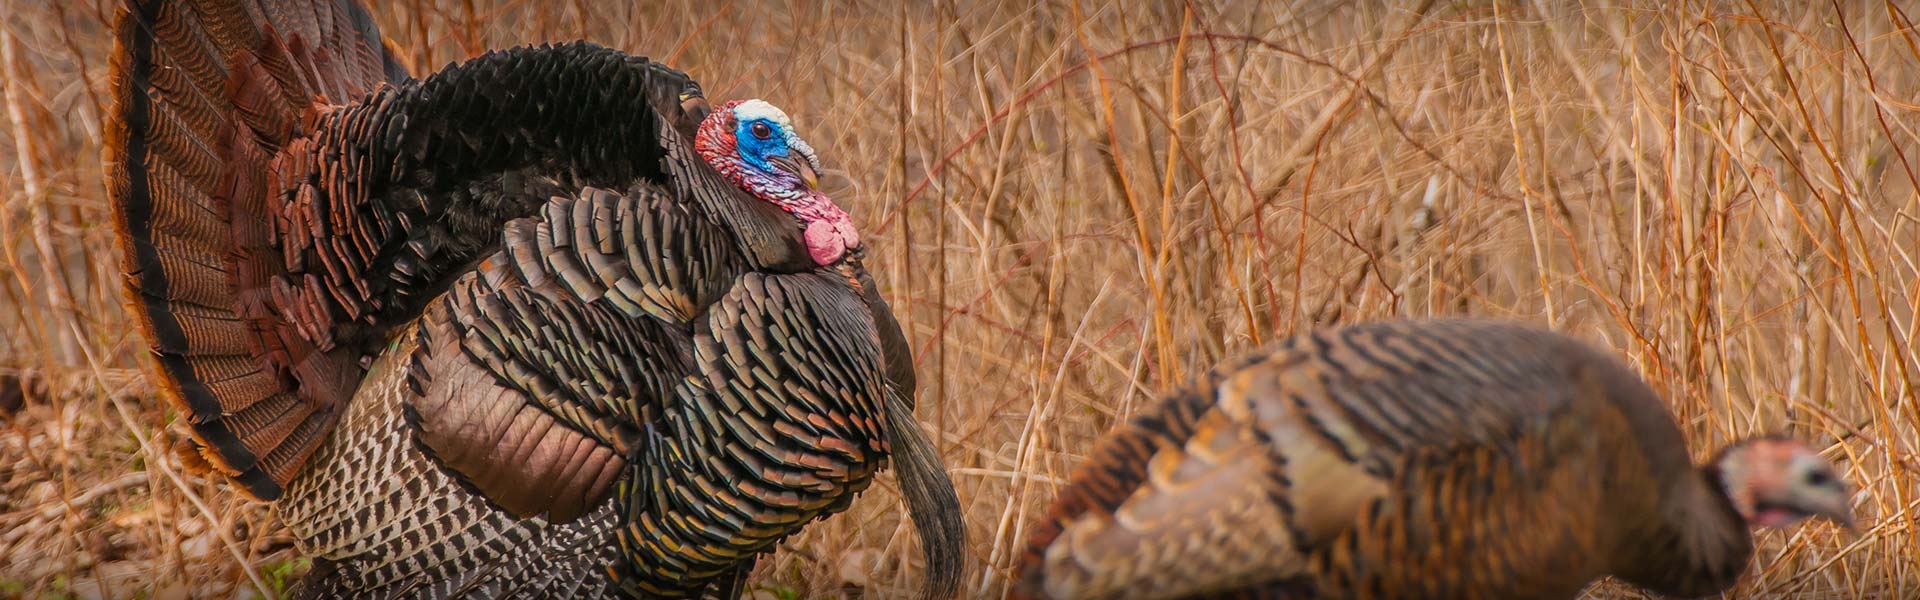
[1,1,1916,598]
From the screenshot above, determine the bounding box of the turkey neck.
[1566,351,1755,597]
[1609,454,1755,597]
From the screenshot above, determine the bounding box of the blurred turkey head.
[1715,436,1854,531]
[695,99,859,266]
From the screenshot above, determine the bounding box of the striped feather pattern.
[1014,319,1759,600]
[615,271,897,595]
[109,0,405,499]
[277,335,622,598]
[275,183,944,597]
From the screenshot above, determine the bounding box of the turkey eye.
[750,122,773,140]
[1806,470,1833,487]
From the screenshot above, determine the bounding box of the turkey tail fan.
[109,0,711,500]
[106,0,406,499]
[884,389,965,600]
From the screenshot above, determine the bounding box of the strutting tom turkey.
[1014,319,1854,600]
[104,0,963,596]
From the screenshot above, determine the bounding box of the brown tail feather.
[226,392,308,449]
[108,0,404,500]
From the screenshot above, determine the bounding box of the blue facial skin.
[733,117,789,174]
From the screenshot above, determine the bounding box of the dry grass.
[1,0,1917,598]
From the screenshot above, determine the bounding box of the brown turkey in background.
[1014,319,1854,600]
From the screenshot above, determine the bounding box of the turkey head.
[695,99,860,266]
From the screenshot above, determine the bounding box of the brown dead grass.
[2,0,1917,598]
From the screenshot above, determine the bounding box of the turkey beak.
[797,161,820,191]
[771,154,820,191]
[1801,483,1857,533]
